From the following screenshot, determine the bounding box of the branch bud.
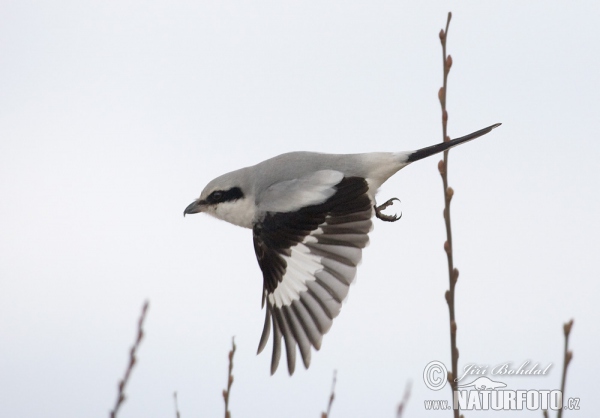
[446,55,453,70]
[446,187,454,201]
[438,87,444,102]
[563,319,574,337]
[438,160,445,175]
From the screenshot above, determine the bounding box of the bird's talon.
[374,198,402,222]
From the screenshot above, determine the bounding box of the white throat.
[208,197,256,229]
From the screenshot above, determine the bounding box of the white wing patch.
[267,229,359,308]
[269,244,314,307]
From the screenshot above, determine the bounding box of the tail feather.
[407,123,501,163]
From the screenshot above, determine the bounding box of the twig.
[173,392,181,418]
[396,380,412,418]
[109,300,149,418]
[321,370,337,418]
[557,319,574,418]
[222,337,236,418]
[436,12,461,418]
[542,319,574,418]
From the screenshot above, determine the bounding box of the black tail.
[407,123,501,163]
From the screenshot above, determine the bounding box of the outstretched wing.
[252,175,374,375]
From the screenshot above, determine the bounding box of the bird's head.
[183,168,256,229]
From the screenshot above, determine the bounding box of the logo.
[457,377,506,390]
[423,361,447,391]
[422,361,580,412]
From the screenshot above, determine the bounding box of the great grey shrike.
[184,123,500,375]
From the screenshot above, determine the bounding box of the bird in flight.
[184,123,500,375]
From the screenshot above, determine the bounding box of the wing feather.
[299,291,332,336]
[272,307,296,375]
[283,305,312,369]
[270,310,282,375]
[291,299,323,350]
[314,269,350,302]
[257,306,271,354]
[253,176,374,374]
[305,242,362,266]
[305,280,342,318]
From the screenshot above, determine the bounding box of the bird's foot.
[374,198,402,222]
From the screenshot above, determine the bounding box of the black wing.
[252,177,374,374]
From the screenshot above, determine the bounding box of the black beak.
[183,200,204,217]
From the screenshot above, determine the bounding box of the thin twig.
[321,370,337,418]
[396,381,412,418]
[222,337,236,418]
[110,300,150,418]
[173,392,181,418]
[557,319,574,418]
[437,12,461,418]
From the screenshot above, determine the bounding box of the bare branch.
[109,300,149,418]
[557,319,574,418]
[396,381,412,418]
[173,392,181,418]
[437,12,461,418]
[321,370,337,418]
[223,337,236,418]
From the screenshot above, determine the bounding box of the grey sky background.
[1,1,599,417]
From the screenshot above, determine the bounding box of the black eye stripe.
[207,187,244,204]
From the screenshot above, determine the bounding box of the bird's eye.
[210,191,223,202]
